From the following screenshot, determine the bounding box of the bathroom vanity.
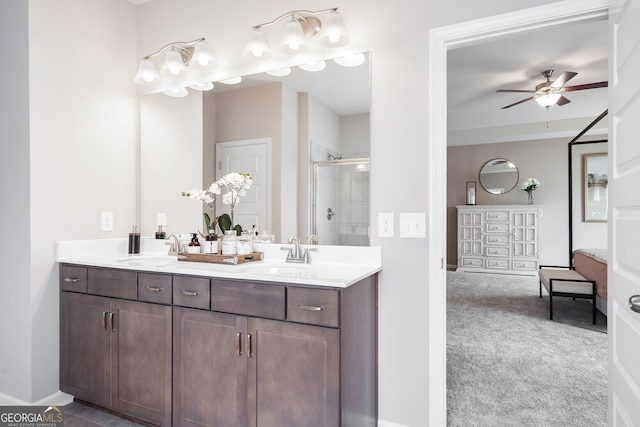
[57,240,380,427]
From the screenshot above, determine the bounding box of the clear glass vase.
[527,191,533,204]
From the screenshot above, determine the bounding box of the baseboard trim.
[0,391,73,407]
[378,419,412,427]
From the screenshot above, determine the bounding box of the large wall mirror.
[479,158,519,195]
[140,53,371,245]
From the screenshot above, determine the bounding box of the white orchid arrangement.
[183,172,253,234]
[521,177,540,193]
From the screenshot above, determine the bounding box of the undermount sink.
[240,264,318,278]
[117,255,178,268]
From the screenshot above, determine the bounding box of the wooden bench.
[538,265,596,324]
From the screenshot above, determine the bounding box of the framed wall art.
[583,152,608,222]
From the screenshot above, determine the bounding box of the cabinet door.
[111,299,172,426]
[247,318,340,427]
[173,307,247,427]
[60,292,110,407]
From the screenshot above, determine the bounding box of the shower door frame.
[311,157,370,245]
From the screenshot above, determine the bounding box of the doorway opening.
[428,1,610,424]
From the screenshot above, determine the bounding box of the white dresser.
[456,205,541,276]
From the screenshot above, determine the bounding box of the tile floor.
[61,401,151,427]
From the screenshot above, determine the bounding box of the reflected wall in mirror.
[479,158,519,195]
[140,53,371,245]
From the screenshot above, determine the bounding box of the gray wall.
[447,138,608,267]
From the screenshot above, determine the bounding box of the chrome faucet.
[281,236,317,264]
[166,234,184,255]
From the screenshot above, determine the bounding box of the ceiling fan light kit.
[497,69,607,110]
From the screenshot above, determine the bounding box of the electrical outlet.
[378,213,394,237]
[101,212,113,232]
[399,213,426,238]
[157,212,167,227]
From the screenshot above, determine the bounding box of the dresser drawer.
[173,276,210,310]
[60,265,88,293]
[88,268,137,300]
[287,287,339,328]
[460,257,483,268]
[485,222,509,233]
[485,235,509,245]
[138,273,172,305]
[486,247,510,257]
[485,210,509,221]
[486,258,510,270]
[512,260,538,271]
[211,280,285,320]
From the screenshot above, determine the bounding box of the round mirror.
[479,158,519,195]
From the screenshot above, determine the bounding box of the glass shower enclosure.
[312,158,370,246]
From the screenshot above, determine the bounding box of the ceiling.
[447,17,609,146]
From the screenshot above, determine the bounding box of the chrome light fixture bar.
[242,8,350,61]
[134,37,217,97]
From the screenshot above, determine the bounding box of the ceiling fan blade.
[550,71,578,88]
[556,96,571,106]
[501,96,535,109]
[564,81,608,92]
[496,89,536,93]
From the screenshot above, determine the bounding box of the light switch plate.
[378,213,394,237]
[399,213,426,238]
[101,212,113,232]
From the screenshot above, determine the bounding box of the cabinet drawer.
[138,273,172,305]
[60,265,88,293]
[485,235,509,245]
[173,276,210,310]
[485,210,509,221]
[486,247,510,257]
[460,257,483,268]
[287,287,339,328]
[512,260,538,271]
[485,223,509,233]
[486,259,510,269]
[211,280,285,320]
[88,268,137,300]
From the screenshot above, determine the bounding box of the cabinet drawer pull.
[103,311,109,330]
[145,286,162,293]
[299,304,324,311]
[109,312,115,331]
[181,290,199,296]
[236,332,242,356]
[247,334,253,358]
[64,277,79,283]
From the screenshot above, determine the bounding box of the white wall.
[136,1,565,425]
[0,0,138,403]
[342,113,371,157]
[0,0,32,403]
[1,0,572,422]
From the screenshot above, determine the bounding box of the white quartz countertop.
[56,238,382,288]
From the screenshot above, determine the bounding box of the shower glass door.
[312,158,370,246]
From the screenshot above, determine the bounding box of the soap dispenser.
[187,233,201,254]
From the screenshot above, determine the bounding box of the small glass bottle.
[221,230,237,255]
[237,230,253,255]
[187,233,201,254]
[203,234,218,254]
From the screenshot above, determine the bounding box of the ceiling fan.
[497,69,607,109]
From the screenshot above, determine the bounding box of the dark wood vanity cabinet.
[60,264,377,427]
[60,266,172,426]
